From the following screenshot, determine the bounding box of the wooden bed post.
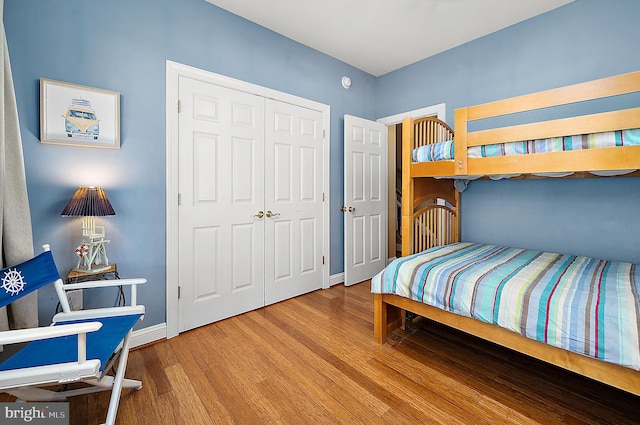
[401,117,415,257]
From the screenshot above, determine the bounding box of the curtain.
[0,0,37,331]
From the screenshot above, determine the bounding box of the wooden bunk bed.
[373,70,640,396]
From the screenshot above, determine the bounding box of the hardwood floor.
[5,281,640,424]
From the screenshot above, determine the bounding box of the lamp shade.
[61,187,116,217]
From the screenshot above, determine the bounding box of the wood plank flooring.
[4,281,640,424]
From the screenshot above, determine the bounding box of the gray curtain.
[0,0,37,331]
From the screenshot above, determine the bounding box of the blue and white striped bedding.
[372,242,640,370]
[412,128,640,163]
[413,139,454,162]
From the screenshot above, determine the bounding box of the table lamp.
[61,186,115,273]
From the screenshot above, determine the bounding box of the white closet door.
[264,99,324,305]
[343,115,387,286]
[178,76,265,333]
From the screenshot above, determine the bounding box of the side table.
[66,263,119,284]
[64,263,125,309]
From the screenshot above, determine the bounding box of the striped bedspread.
[371,242,640,370]
[412,128,640,163]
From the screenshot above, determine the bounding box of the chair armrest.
[0,322,102,345]
[62,278,146,307]
[53,305,145,323]
[62,277,146,290]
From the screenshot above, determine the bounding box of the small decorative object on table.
[61,186,116,273]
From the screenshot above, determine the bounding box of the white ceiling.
[205,0,573,77]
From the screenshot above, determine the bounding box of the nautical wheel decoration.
[1,268,26,296]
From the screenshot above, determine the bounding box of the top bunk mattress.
[412,128,640,163]
[371,242,640,370]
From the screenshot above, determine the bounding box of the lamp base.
[73,264,111,274]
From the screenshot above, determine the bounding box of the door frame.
[165,60,331,338]
[376,103,446,126]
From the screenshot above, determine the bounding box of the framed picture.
[40,79,120,149]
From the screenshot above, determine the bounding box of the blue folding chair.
[0,245,145,425]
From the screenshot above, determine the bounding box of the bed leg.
[374,294,402,344]
[400,309,408,330]
[374,294,387,344]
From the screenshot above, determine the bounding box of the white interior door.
[344,115,387,286]
[178,76,265,333]
[264,100,324,304]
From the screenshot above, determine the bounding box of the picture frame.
[40,79,120,149]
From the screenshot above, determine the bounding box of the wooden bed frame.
[374,71,640,396]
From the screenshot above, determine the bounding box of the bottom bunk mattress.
[372,242,640,370]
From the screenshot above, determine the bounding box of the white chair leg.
[103,330,134,425]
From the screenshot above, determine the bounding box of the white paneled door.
[343,115,387,286]
[177,76,324,333]
[264,100,324,305]
[178,77,265,332]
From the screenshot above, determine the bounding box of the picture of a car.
[64,98,99,139]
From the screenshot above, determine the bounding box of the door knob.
[254,211,264,218]
[340,206,356,213]
[266,210,280,218]
[348,207,356,212]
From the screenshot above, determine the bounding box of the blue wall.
[4,0,376,327]
[462,178,640,263]
[377,0,640,264]
[5,0,640,328]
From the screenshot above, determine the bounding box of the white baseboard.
[329,272,344,287]
[131,323,167,348]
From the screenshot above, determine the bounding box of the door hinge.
[178,193,181,205]
[178,286,181,299]
[322,256,325,265]
[322,192,325,202]
[322,129,325,138]
[177,100,181,113]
